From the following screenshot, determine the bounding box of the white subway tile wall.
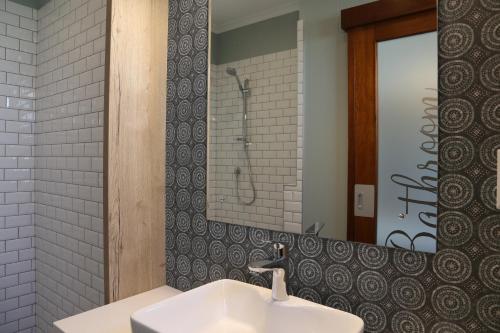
[283,20,303,234]
[34,0,105,332]
[0,1,37,332]
[207,47,302,231]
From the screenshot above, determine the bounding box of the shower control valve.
[236,137,252,146]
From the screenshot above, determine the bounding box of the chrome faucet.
[248,242,288,301]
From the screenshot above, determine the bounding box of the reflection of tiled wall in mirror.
[283,20,304,234]
[207,22,304,232]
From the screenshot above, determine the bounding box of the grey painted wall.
[300,0,378,240]
[299,0,349,239]
[211,12,298,65]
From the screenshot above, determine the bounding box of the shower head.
[226,67,245,92]
[226,67,237,76]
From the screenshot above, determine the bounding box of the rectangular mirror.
[207,0,438,253]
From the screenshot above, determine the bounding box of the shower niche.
[207,4,303,233]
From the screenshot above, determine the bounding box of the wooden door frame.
[341,0,437,243]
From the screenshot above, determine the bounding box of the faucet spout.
[248,259,277,272]
[248,243,289,301]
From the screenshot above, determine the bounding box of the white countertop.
[54,286,181,333]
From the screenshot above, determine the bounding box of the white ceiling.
[212,0,299,33]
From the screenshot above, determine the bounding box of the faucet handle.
[262,241,287,260]
[273,242,287,260]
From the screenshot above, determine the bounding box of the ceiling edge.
[9,0,51,10]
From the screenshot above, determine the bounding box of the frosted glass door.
[377,32,437,253]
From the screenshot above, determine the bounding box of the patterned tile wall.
[437,0,500,333]
[166,0,500,332]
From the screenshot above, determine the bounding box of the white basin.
[131,279,364,333]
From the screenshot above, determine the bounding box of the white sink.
[131,279,364,333]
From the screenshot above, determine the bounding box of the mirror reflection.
[207,2,302,233]
[207,0,438,253]
[376,33,438,252]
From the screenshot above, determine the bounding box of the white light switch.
[354,184,375,218]
[497,149,499,210]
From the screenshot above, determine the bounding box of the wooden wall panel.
[104,0,168,303]
[341,0,435,30]
[347,26,377,244]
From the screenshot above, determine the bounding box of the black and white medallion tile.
[165,0,500,332]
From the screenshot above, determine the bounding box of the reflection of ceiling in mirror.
[212,0,299,33]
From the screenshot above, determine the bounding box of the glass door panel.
[376,32,438,253]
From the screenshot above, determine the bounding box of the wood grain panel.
[341,0,436,30]
[375,9,437,41]
[347,26,377,244]
[104,0,168,303]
